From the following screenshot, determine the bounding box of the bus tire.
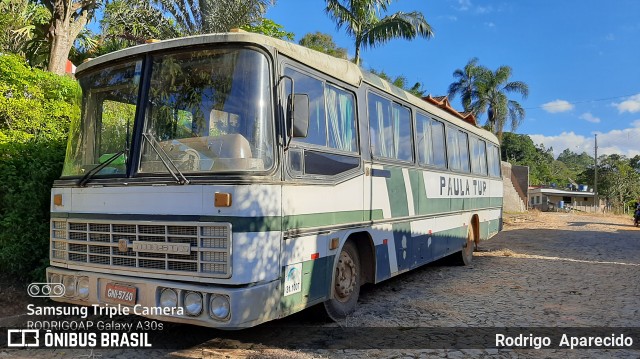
[455,226,475,266]
[324,241,360,320]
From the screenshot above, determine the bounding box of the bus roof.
[77,32,499,145]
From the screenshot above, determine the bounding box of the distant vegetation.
[501,132,640,211]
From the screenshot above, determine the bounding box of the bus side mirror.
[289,94,309,138]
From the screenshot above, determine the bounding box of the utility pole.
[594,134,598,212]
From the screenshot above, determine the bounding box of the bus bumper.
[45,266,280,329]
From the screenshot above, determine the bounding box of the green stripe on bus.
[280,256,333,315]
[284,209,383,230]
[409,170,427,215]
[385,167,409,217]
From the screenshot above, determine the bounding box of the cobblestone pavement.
[2,211,640,358]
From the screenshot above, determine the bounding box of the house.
[529,186,600,212]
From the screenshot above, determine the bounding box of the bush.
[0,54,79,281]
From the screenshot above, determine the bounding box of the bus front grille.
[50,219,232,278]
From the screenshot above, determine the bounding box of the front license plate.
[104,283,137,305]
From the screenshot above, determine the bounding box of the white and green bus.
[47,31,503,328]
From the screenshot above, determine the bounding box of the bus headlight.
[77,277,90,299]
[160,288,178,308]
[49,273,62,284]
[184,291,203,316]
[209,294,230,320]
[62,275,76,297]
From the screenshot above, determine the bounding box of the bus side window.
[446,125,461,171]
[487,144,501,177]
[326,84,357,152]
[368,92,413,162]
[431,120,447,168]
[458,131,470,173]
[416,113,434,165]
[470,137,488,176]
[283,67,326,147]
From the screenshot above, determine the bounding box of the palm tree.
[325,0,433,66]
[448,58,528,141]
[447,57,487,112]
[472,65,529,141]
[154,0,274,35]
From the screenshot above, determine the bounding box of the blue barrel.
[559,201,564,209]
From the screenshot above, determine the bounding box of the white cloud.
[456,0,472,11]
[485,22,496,28]
[530,121,640,158]
[454,0,494,13]
[579,112,601,123]
[476,5,494,14]
[613,93,640,113]
[439,15,458,21]
[542,99,574,113]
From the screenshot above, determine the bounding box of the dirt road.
[2,211,640,358]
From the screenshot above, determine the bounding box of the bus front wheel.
[324,241,361,320]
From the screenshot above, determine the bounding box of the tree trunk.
[48,19,71,74]
[46,1,94,75]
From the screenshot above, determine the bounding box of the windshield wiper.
[142,133,189,185]
[78,150,126,187]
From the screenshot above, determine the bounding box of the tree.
[448,59,529,141]
[41,0,100,74]
[201,0,273,33]
[0,0,50,68]
[102,0,180,44]
[154,0,275,35]
[325,0,433,66]
[368,68,426,97]
[299,31,347,59]
[447,57,485,112]
[0,54,80,279]
[243,18,294,40]
[556,148,594,174]
[472,65,528,140]
[577,154,640,211]
[500,132,572,185]
[72,0,182,61]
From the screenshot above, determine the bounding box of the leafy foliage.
[0,54,79,280]
[243,18,294,40]
[298,31,347,58]
[501,132,555,185]
[448,58,528,141]
[154,0,275,35]
[368,68,427,97]
[325,0,433,65]
[102,0,181,46]
[577,154,640,211]
[0,0,51,68]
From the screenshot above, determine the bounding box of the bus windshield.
[62,47,274,179]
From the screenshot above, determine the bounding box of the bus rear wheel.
[455,226,475,266]
[324,241,360,321]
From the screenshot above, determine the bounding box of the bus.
[47,31,503,328]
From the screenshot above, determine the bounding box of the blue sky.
[266,0,640,158]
